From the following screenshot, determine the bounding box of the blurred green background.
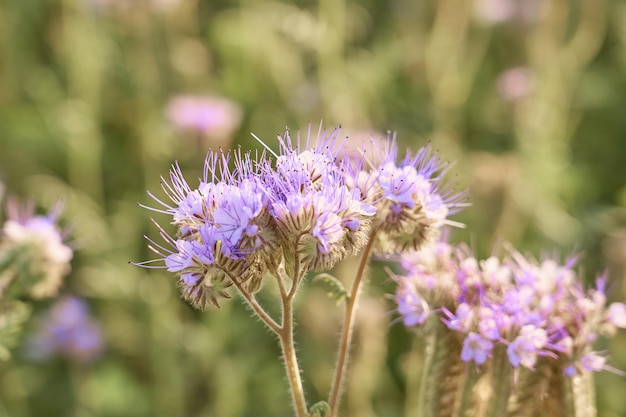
[1,0,626,416]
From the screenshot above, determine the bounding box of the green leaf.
[0,300,32,360]
[312,273,349,304]
[308,401,331,417]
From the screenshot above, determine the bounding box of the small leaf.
[309,401,331,417]
[0,300,32,360]
[312,273,349,304]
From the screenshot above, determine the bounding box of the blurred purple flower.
[507,325,547,369]
[474,0,541,26]
[497,67,533,102]
[1,199,73,299]
[461,332,493,365]
[27,296,103,363]
[394,239,626,374]
[395,281,430,327]
[166,95,242,142]
[607,302,626,328]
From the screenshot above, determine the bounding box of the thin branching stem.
[274,266,289,301]
[288,235,304,300]
[230,274,281,334]
[232,267,308,417]
[328,229,378,416]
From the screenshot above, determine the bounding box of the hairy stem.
[484,344,512,417]
[416,317,464,417]
[561,366,597,417]
[455,365,479,417]
[232,268,308,417]
[328,230,378,416]
[278,295,308,417]
[230,275,281,333]
[505,357,553,417]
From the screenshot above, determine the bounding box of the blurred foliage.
[0,0,626,416]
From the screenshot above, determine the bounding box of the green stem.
[454,365,479,417]
[232,268,307,417]
[278,296,308,417]
[416,317,464,417]
[505,358,553,417]
[327,230,377,416]
[230,274,281,333]
[561,367,597,417]
[485,345,513,417]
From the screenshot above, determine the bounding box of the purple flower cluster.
[343,135,467,253]
[141,126,378,310]
[27,296,103,363]
[0,200,73,299]
[394,241,626,375]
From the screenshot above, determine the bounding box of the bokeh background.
[1,0,626,416]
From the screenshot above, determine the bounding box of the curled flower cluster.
[394,241,626,375]
[0,200,73,299]
[141,126,380,310]
[343,135,467,253]
[141,127,469,311]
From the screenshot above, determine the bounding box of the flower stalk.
[278,294,308,417]
[561,366,597,417]
[416,317,464,417]
[327,229,377,416]
[484,345,512,417]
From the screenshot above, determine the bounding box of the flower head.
[138,124,377,309]
[0,199,73,299]
[344,133,467,253]
[26,296,103,363]
[393,240,626,374]
[261,126,376,272]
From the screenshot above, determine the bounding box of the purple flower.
[395,280,430,327]
[377,163,428,209]
[461,332,493,365]
[497,67,533,102]
[607,303,626,328]
[138,124,377,308]
[166,95,242,140]
[443,303,474,333]
[580,352,607,372]
[478,306,500,340]
[212,179,267,250]
[345,134,467,253]
[507,325,547,369]
[312,211,344,255]
[261,126,376,271]
[393,240,626,374]
[138,151,262,309]
[27,296,103,363]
